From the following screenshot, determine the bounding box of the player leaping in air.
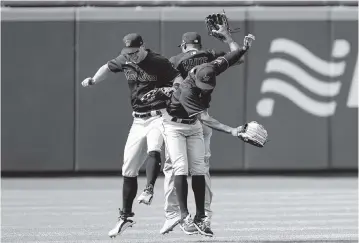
[140,17,255,236]
[157,31,244,235]
[81,33,183,238]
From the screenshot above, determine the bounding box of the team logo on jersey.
[124,69,157,82]
[256,38,356,117]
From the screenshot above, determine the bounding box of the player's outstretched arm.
[213,34,255,75]
[198,111,241,137]
[222,34,254,65]
[81,64,112,87]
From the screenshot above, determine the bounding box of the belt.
[133,110,162,118]
[171,117,197,125]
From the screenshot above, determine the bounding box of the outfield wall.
[1,6,358,172]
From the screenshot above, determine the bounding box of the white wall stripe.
[0,7,76,21]
[76,7,161,21]
[1,7,357,21]
[247,7,331,20]
[331,7,359,20]
[160,7,247,21]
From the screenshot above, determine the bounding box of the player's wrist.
[230,127,239,136]
[223,126,235,135]
[88,78,96,85]
[224,35,233,44]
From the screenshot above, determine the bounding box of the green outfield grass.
[1,176,358,243]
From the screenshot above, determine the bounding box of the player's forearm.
[199,113,234,134]
[202,117,233,134]
[226,36,241,52]
[91,64,112,84]
[225,48,248,67]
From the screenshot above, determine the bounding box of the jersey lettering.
[182,57,208,72]
[124,69,157,82]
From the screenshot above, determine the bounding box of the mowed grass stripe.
[1,177,357,243]
[2,218,357,228]
[2,199,358,207]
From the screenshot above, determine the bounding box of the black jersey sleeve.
[107,55,125,73]
[213,48,247,75]
[208,49,227,60]
[225,48,247,66]
[214,50,227,58]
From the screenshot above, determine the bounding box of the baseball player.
[159,31,244,234]
[81,33,183,238]
[160,27,255,236]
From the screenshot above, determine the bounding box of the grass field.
[1,176,358,243]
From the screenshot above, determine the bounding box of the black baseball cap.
[178,32,202,47]
[194,63,216,90]
[121,33,147,62]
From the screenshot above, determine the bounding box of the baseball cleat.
[179,214,198,235]
[137,184,154,205]
[194,215,213,237]
[160,215,181,234]
[108,210,136,238]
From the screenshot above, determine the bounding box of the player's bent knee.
[190,167,206,176]
[190,173,206,176]
[147,137,163,153]
[174,172,188,176]
[147,147,162,154]
[190,166,206,176]
[173,166,188,176]
[122,172,138,177]
[122,166,140,177]
[173,168,188,176]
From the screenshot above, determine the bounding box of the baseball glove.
[238,121,269,148]
[140,87,175,104]
[205,10,240,42]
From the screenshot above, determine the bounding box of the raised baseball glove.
[238,121,269,148]
[205,10,240,42]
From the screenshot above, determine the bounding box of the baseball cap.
[178,32,202,47]
[194,63,216,90]
[121,33,147,62]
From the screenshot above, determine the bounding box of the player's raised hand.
[211,24,232,43]
[243,34,255,49]
[81,77,94,87]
